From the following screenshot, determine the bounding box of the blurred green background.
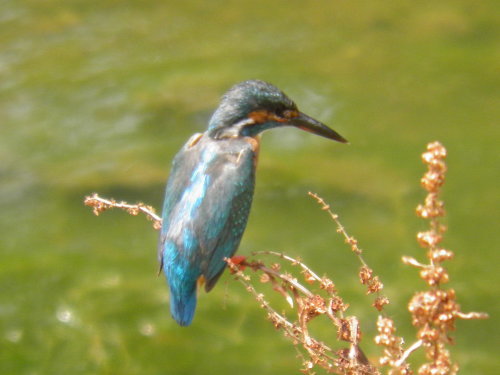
[1,0,498,374]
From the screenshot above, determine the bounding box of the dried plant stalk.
[309,192,389,312]
[376,142,488,375]
[226,255,379,375]
[84,193,162,230]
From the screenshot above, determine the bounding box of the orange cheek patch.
[248,109,299,124]
[248,110,273,123]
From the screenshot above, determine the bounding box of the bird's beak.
[290,112,348,143]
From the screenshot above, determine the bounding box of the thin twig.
[252,250,324,284]
[84,193,162,230]
[456,311,489,320]
[394,339,423,367]
[308,192,367,264]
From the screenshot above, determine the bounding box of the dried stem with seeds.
[376,142,488,375]
[84,193,162,230]
[226,255,378,375]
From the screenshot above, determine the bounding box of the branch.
[84,193,162,230]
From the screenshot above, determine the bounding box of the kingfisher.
[159,80,347,326]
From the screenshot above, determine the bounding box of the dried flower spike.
[402,142,488,375]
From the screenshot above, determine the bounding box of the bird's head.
[207,80,347,143]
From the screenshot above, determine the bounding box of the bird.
[159,80,347,326]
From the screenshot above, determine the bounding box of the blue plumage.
[159,80,347,326]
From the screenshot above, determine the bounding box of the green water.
[1,0,498,374]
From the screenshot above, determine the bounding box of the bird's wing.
[202,187,253,292]
[158,133,204,268]
[192,142,256,291]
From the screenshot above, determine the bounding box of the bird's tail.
[169,282,197,326]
